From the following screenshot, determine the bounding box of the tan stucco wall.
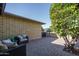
[0,14,42,40]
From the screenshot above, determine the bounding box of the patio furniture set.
[0,34,29,56]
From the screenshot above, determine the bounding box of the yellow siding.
[0,15,42,40]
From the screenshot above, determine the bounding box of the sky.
[5,3,51,29]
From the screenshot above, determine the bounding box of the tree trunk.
[63,36,76,52]
[63,36,70,46]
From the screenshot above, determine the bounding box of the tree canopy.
[50,3,79,38]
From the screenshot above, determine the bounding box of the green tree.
[50,3,79,49]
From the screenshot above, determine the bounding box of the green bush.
[50,3,79,38]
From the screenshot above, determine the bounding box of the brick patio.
[26,37,76,56]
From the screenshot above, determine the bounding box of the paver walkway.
[26,37,76,56]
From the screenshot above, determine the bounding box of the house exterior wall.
[0,14,42,40]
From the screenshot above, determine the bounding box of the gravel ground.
[26,37,76,56]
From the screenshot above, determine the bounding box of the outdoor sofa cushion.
[14,34,29,45]
[2,39,17,48]
[17,35,28,41]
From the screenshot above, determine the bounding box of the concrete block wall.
[0,14,42,40]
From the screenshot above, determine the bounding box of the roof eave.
[4,12,45,25]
